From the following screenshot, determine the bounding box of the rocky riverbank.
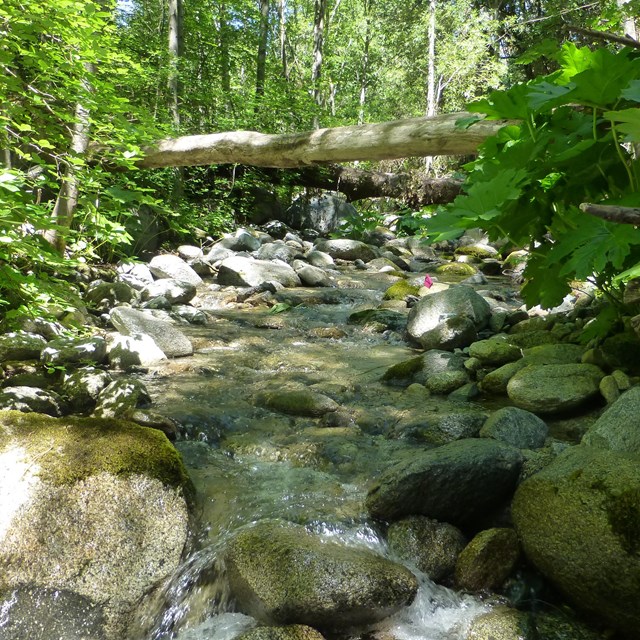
[1,212,639,639]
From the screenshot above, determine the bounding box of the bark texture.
[139,112,509,169]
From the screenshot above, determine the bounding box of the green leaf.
[516,39,561,66]
[468,83,531,120]
[622,79,640,103]
[527,81,574,112]
[605,108,640,140]
[455,115,484,130]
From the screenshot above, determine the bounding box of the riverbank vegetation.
[1,0,639,324]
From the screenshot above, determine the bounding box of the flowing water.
[132,268,516,639]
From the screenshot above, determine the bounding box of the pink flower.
[424,274,433,288]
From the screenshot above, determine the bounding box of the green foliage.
[423,43,640,310]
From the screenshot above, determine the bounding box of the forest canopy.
[1,0,640,321]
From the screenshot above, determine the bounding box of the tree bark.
[312,0,327,126]
[580,202,640,225]
[424,0,437,173]
[279,0,288,80]
[138,112,510,169]
[261,164,463,206]
[256,0,270,100]
[167,0,182,130]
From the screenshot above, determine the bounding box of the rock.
[0,586,106,640]
[479,360,527,395]
[582,386,640,454]
[512,445,640,638]
[520,343,585,365]
[386,516,466,583]
[506,364,605,415]
[407,286,491,349]
[258,389,339,417]
[40,336,108,368]
[116,262,155,290]
[383,280,420,301]
[124,409,178,440]
[305,250,335,268]
[237,625,326,640]
[381,356,425,387]
[141,278,197,304]
[599,375,620,404]
[314,239,377,262]
[0,331,47,362]
[456,243,498,259]
[506,330,560,349]
[467,606,535,640]
[13,317,66,340]
[171,305,208,325]
[283,195,355,234]
[366,438,523,528]
[435,262,477,276]
[0,410,192,639]
[177,245,203,262]
[110,307,193,357]
[93,379,151,418]
[225,520,417,629]
[348,309,407,333]
[257,241,300,264]
[62,367,113,412]
[468,338,522,366]
[218,256,302,288]
[294,264,334,287]
[148,254,202,287]
[107,333,167,368]
[412,315,478,351]
[602,331,640,374]
[480,407,548,449]
[0,386,66,416]
[455,528,520,592]
[390,411,487,444]
[425,370,469,395]
[85,281,137,308]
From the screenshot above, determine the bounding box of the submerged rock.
[257,389,339,417]
[512,445,640,638]
[225,520,417,629]
[237,625,326,640]
[366,438,523,528]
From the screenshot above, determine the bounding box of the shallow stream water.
[133,268,519,640]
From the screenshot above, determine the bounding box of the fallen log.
[139,112,510,170]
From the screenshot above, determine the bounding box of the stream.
[131,267,518,640]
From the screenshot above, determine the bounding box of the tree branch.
[566,25,640,49]
[580,202,640,225]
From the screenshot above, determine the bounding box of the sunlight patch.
[0,446,39,542]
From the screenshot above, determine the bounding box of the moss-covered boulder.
[455,528,520,592]
[237,625,326,640]
[383,280,420,301]
[507,364,604,415]
[435,262,478,276]
[257,389,339,417]
[0,410,193,639]
[512,445,640,638]
[582,386,640,454]
[468,338,522,366]
[366,438,523,528]
[386,516,466,583]
[467,607,535,640]
[225,520,417,630]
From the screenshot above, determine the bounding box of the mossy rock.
[257,389,339,417]
[512,445,640,637]
[505,330,561,348]
[238,625,326,640]
[225,520,418,629]
[347,308,407,332]
[435,262,478,276]
[0,410,193,495]
[381,356,424,386]
[602,332,640,374]
[383,280,420,301]
[467,606,535,640]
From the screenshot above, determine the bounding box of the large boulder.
[366,438,523,528]
[479,406,548,450]
[0,331,48,362]
[506,364,604,415]
[582,386,640,454]
[512,445,640,638]
[140,278,197,304]
[313,239,377,262]
[148,254,202,287]
[283,195,356,234]
[407,286,491,349]
[109,307,193,357]
[225,520,417,630]
[217,256,301,288]
[0,410,193,639]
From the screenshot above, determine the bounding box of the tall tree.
[311,0,327,126]
[256,0,270,100]
[424,0,437,172]
[167,0,183,130]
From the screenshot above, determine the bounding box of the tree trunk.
[138,112,509,169]
[219,3,231,97]
[279,0,288,80]
[358,0,371,126]
[424,0,437,173]
[167,0,182,130]
[312,0,327,127]
[45,63,95,252]
[256,0,270,100]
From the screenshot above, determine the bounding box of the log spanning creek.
[122,267,551,640]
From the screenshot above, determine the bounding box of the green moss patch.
[0,410,193,498]
[607,488,640,554]
[383,280,420,301]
